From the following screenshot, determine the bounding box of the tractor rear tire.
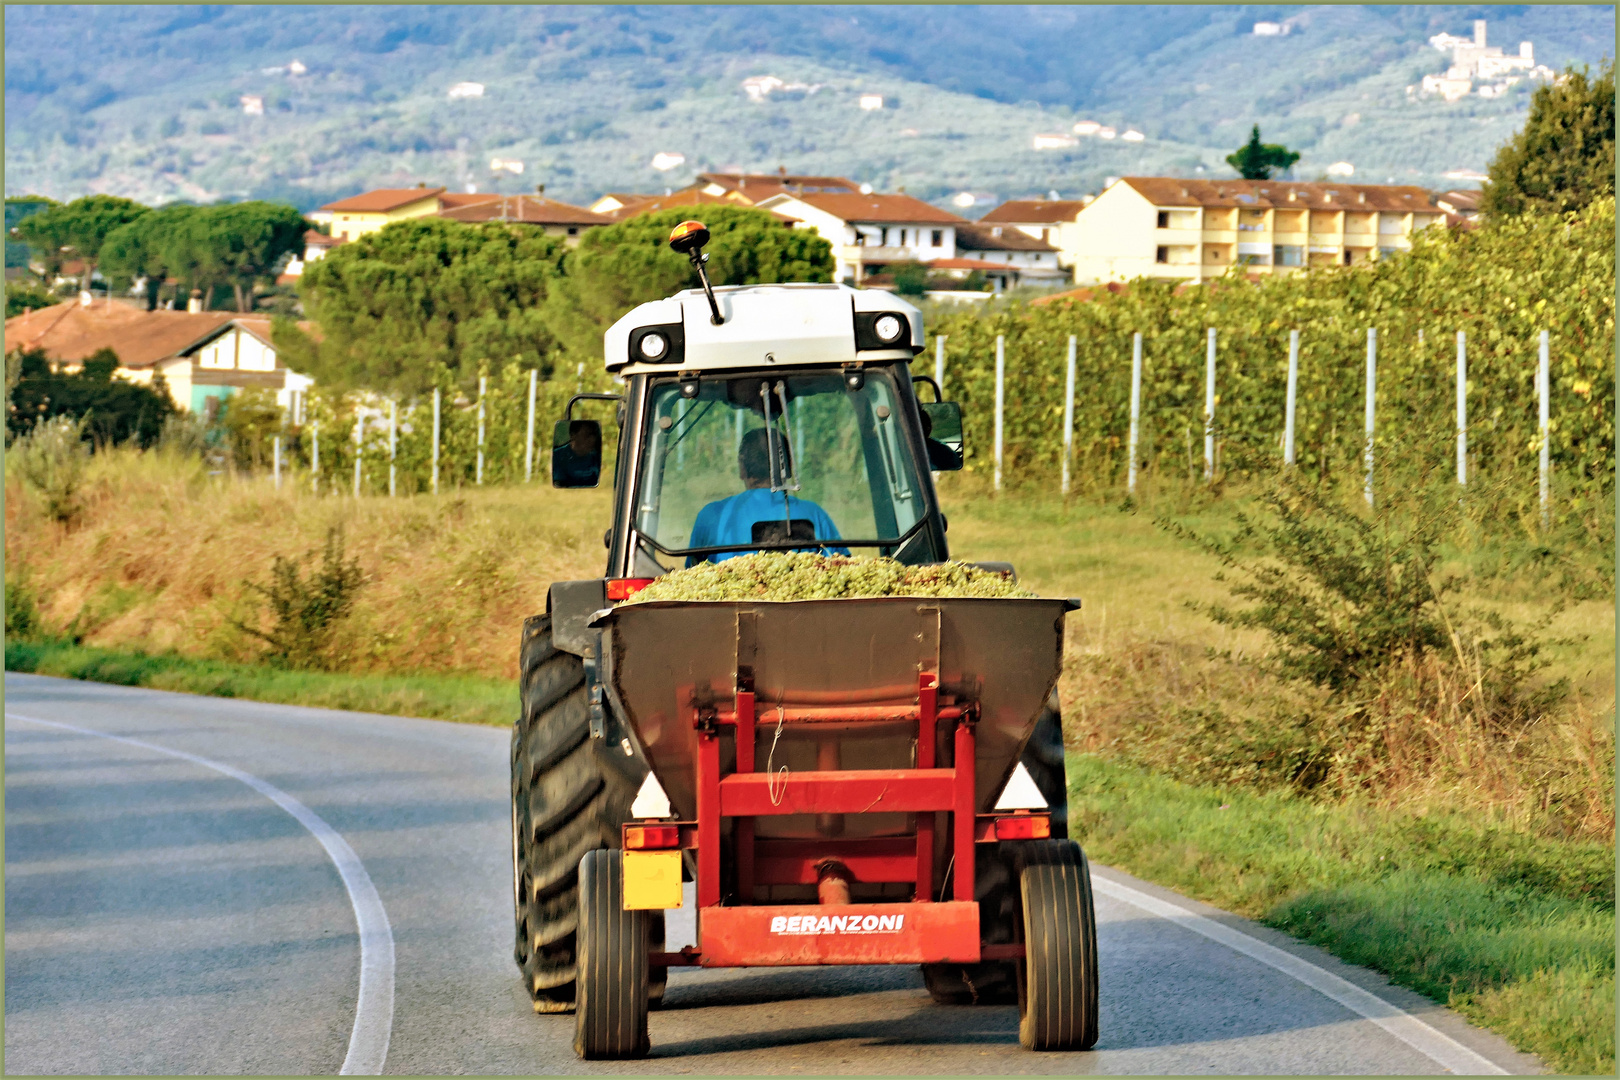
[512,615,644,1014]
[574,849,651,1059]
[1017,840,1099,1051]
[921,694,1068,1005]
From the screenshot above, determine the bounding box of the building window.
[931,229,943,246]
[567,226,578,236]
[1156,211,1170,229]
[1155,245,1170,264]
[1237,253,1270,266]
[1274,245,1304,267]
[1343,250,1354,266]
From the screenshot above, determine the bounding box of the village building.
[307,186,500,243]
[1068,177,1446,285]
[4,300,314,417]
[752,191,966,284]
[978,198,1092,269]
[950,222,1067,291]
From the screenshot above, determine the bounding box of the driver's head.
[569,420,601,455]
[738,427,791,489]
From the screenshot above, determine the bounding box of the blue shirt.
[686,487,848,565]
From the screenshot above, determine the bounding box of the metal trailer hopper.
[576,594,1096,1053]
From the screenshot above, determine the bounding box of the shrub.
[10,414,90,522]
[231,528,366,669]
[5,570,41,640]
[1156,474,1568,794]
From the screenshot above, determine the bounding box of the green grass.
[5,640,515,727]
[1068,752,1616,1075]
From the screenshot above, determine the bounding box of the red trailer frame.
[631,672,1049,969]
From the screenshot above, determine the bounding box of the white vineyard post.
[476,374,486,486]
[525,368,538,482]
[1203,327,1216,482]
[388,399,398,498]
[793,396,804,465]
[1061,334,1076,496]
[1127,332,1143,495]
[312,422,320,494]
[993,333,1005,492]
[272,434,281,490]
[576,361,584,393]
[1284,329,1299,465]
[1364,327,1377,508]
[1539,329,1551,529]
[353,412,365,499]
[1456,331,1467,486]
[934,334,946,397]
[431,387,441,495]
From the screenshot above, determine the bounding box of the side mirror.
[919,402,964,471]
[551,419,603,488]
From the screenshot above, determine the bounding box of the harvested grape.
[623,552,1037,603]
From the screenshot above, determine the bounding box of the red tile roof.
[955,222,1058,252]
[1116,177,1441,213]
[696,172,862,203]
[437,191,503,210]
[4,301,236,369]
[1030,282,1129,306]
[440,195,613,227]
[980,199,1089,225]
[304,229,343,248]
[599,188,800,224]
[320,187,446,213]
[775,192,967,225]
[928,257,1020,272]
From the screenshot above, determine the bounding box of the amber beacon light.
[668,219,724,325]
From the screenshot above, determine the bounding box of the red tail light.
[606,578,656,601]
[625,824,681,850]
[994,814,1051,841]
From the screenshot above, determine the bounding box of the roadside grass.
[1068,752,1616,1075]
[5,640,515,727]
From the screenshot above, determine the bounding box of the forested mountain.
[4,5,1613,212]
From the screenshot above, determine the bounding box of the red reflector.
[994,815,1051,840]
[607,578,656,601]
[625,825,680,850]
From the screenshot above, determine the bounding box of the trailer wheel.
[1016,841,1099,1051]
[574,849,650,1059]
[922,695,1068,1005]
[512,615,644,1013]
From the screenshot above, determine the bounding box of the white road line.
[1090,873,1508,1075]
[6,712,396,1075]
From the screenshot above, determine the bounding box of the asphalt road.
[4,673,1542,1075]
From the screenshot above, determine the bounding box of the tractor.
[511,221,1097,1058]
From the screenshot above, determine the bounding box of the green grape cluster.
[623,552,1038,604]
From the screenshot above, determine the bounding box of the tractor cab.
[550,222,962,580]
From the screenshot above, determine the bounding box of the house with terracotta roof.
[1068,177,1446,285]
[979,198,1094,270]
[156,317,315,418]
[953,222,1066,290]
[439,193,613,242]
[752,192,967,284]
[309,186,501,242]
[4,300,314,417]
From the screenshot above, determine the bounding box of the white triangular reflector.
[630,772,672,819]
[994,761,1048,811]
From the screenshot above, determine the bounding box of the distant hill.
[4,5,1613,212]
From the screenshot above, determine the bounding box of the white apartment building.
[753,192,965,283]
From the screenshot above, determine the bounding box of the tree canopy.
[280,217,568,396]
[542,205,834,365]
[12,194,148,285]
[1225,125,1300,181]
[1483,61,1615,217]
[5,345,175,448]
[100,201,307,312]
[6,195,57,269]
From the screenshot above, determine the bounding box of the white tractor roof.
[604,282,923,375]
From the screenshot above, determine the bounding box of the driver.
[687,427,847,565]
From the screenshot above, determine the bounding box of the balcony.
[840,245,923,263]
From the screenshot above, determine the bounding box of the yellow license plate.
[622,850,683,910]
